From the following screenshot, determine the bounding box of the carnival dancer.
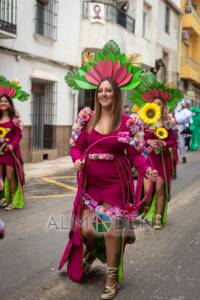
[129,72,183,229]
[59,41,157,299]
[0,76,29,210]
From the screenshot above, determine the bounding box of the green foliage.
[102,40,121,57]
[0,74,29,101]
[64,70,80,90]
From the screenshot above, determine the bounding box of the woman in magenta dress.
[59,41,157,299]
[143,98,178,229]
[129,72,183,229]
[0,76,29,210]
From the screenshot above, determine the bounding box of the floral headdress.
[65,40,143,91]
[128,72,183,112]
[0,75,29,101]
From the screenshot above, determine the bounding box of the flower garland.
[125,114,145,151]
[69,107,93,146]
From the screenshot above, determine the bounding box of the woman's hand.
[157,140,166,147]
[6,144,13,152]
[145,167,158,182]
[74,159,85,171]
[147,139,159,149]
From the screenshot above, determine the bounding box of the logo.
[92,212,112,233]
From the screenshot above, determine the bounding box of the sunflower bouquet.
[0,127,10,155]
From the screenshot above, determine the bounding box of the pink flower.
[117,131,130,143]
[126,118,135,128]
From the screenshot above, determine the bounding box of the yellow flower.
[155,127,168,140]
[12,78,21,86]
[139,103,161,125]
[0,127,8,139]
[132,104,139,113]
[127,53,142,67]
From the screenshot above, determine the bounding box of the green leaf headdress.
[128,72,183,112]
[65,40,142,91]
[0,75,29,101]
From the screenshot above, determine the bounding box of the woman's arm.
[70,107,92,162]
[70,126,87,162]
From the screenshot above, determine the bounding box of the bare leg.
[143,177,153,211]
[6,165,17,202]
[0,164,4,190]
[104,217,122,287]
[81,208,96,250]
[155,176,165,215]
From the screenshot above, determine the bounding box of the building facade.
[180,0,200,106]
[0,0,182,162]
[79,0,181,108]
[0,0,81,162]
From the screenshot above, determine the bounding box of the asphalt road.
[0,151,200,300]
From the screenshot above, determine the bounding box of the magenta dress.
[59,112,150,282]
[144,127,177,225]
[0,120,18,167]
[144,128,177,186]
[0,117,24,186]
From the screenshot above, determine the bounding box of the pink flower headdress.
[65,40,143,91]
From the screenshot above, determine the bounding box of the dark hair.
[88,77,123,133]
[0,94,16,119]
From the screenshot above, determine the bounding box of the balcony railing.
[181,57,200,71]
[184,3,200,23]
[0,0,17,35]
[82,1,135,34]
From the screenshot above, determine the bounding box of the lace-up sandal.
[153,214,162,230]
[4,203,14,211]
[0,198,7,208]
[101,267,119,300]
[83,249,97,273]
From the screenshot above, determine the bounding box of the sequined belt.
[88,153,114,160]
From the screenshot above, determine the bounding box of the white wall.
[0,0,81,67]
[0,0,82,127]
[80,19,155,67]
[155,0,180,74]
[0,52,74,126]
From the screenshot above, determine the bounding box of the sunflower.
[155,127,168,140]
[139,103,161,125]
[0,127,8,139]
[132,104,139,113]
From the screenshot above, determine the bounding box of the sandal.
[0,198,7,208]
[4,203,14,211]
[101,267,119,300]
[83,249,97,273]
[153,214,162,230]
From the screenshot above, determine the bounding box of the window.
[35,0,58,40]
[31,79,57,150]
[142,2,152,39]
[0,0,17,34]
[165,6,170,34]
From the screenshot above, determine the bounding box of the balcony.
[180,57,200,83]
[0,0,17,38]
[182,4,200,36]
[82,1,135,33]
